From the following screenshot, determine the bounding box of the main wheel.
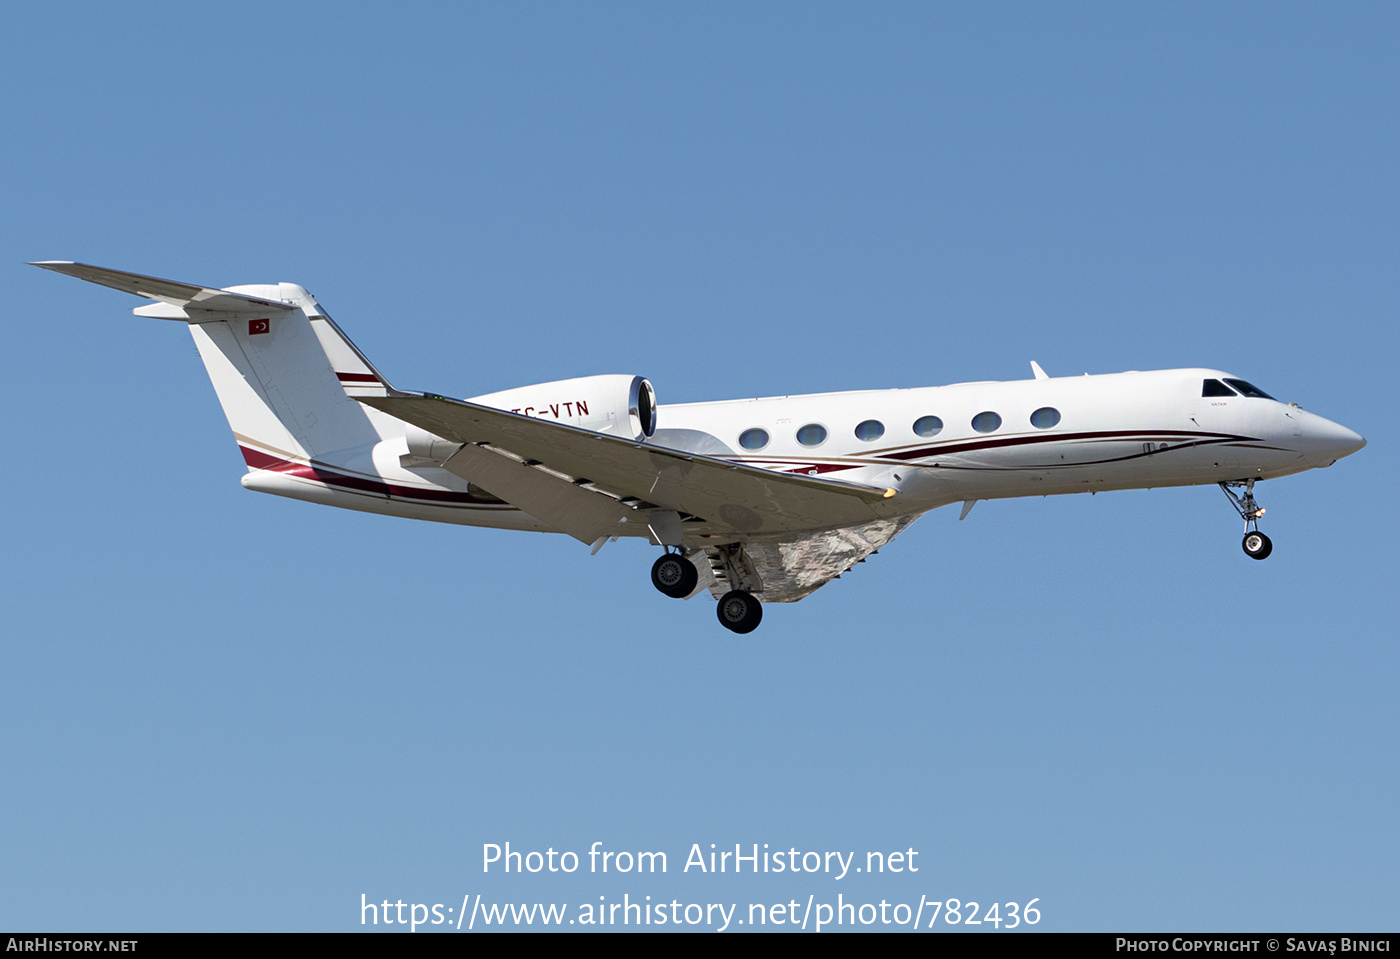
[651,553,698,598]
[1242,530,1273,560]
[716,590,763,633]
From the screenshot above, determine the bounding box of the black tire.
[716,590,763,633]
[651,554,698,598]
[1242,530,1273,560]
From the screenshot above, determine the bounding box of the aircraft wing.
[28,261,292,313]
[361,392,902,539]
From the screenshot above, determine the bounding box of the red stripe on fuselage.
[877,428,1257,462]
[239,446,505,505]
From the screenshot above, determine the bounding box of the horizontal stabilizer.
[29,261,292,314]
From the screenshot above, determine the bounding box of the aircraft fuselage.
[245,366,1363,539]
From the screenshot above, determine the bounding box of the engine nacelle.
[469,374,657,441]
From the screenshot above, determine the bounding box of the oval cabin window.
[913,415,943,437]
[971,411,1002,433]
[854,419,885,441]
[739,428,770,451]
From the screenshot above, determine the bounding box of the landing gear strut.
[650,542,766,632]
[708,544,764,633]
[650,551,699,599]
[1220,479,1272,560]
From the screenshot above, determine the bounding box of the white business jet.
[33,262,1366,633]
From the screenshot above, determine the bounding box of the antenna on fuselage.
[1030,361,1049,380]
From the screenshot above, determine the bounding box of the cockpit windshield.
[1223,379,1275,400]
[1202,379,1237,397]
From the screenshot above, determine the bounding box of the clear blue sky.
[3,2,1395,932]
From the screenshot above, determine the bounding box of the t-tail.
[30,260,411,485]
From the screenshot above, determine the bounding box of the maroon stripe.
[384,480,505,505]
[240,446,505,505]
[921,436,1277,472]
[781,463,856,475]
[879,428,1256,462]
[241,447,297,471]
[336,372,382,383]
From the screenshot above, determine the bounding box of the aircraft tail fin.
[31,261,396,464]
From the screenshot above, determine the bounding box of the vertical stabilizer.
[186,301,385,463]
[30,262,394,467]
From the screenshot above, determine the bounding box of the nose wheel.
[1220,480,1272,560]
[1242,530,1273,560]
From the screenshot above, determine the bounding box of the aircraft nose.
[1305,416,1366,466]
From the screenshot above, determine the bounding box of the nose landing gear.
[1220,479,1272,560]
[1242,529,1272,560]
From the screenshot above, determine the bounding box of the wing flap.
[362,393,900,537]
[440,443,635,545]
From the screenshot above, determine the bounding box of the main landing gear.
[650,551,698,598]
[715,589,763,634]
[1219,479,1272,560]
[650,548,765,633]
